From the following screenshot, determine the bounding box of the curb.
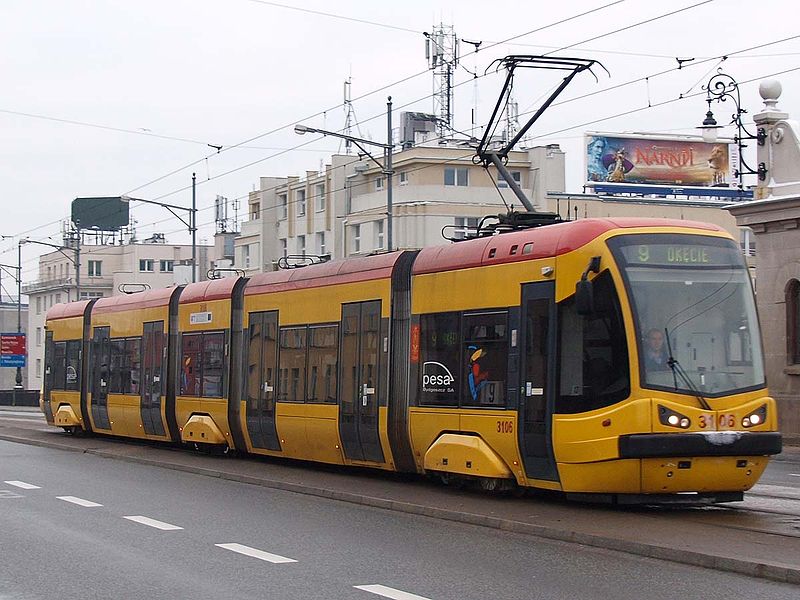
[1,431,798,585]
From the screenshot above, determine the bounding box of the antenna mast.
[341,77,358,154]
[424,24,459,138]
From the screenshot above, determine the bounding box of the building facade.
[729,80,800,442]
[23,237,214,390]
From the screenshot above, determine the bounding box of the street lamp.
[295,97,395,252]
[698,69,768,192]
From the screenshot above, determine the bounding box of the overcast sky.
[2,0,799,281]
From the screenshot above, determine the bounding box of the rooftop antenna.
[462,38,482,138]
[424,23,459,138]
[341,77,358,154]
[215,195,229,233]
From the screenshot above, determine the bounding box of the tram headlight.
[658,405,691,429]
[742,405,767,428]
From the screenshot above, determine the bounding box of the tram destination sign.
[0,333,26,368]
[618,242,741,267]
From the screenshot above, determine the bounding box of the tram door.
[90,326,111,430]
[339,301,384,463]
[519,282,558,481]
[141,321,166,436]
[42,331,54,423]
[245,311,281,451]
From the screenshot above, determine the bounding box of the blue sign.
[0,355,26,368]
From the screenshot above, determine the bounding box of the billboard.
[71,197,130,231]
[585,133,738,188]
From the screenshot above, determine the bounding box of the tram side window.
[52,342,67,390]
[461,312,508,407]
[307,325,338,403]
[279,327,307,402]
[180,333,203,396]
[109,338,142,394]
[65,340,81,391]
[202,333,224,397]
[556,271,630,414]
[419,312,460,407]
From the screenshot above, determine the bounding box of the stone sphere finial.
[759,79,782,110]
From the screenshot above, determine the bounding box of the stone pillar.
[729,81,800,443]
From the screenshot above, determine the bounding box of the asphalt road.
[1,440,798,600]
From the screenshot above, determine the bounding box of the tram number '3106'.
[497,420,514,434]
[698,414,737,430]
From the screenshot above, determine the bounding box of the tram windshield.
[609,234,764,397]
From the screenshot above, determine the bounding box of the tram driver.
[644,328,670,371]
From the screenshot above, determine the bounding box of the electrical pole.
[192,172,197,283]
[386,96,393,252]
[15,241,22,398]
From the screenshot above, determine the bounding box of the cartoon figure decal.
[467,345,490,402]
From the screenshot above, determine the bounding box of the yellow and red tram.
[41,218,782,503]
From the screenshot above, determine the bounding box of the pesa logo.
[422,361,455,393]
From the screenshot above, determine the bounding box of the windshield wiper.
[664,327,711,411]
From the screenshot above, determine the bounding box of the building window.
[376,176,384,191]
[444,167,469,186]
[36,327,42,347]
[36,358,42,378]
[453,217,479,240]
[376,220,384,250]
[59,264,63,278]
[497,170,522,188]
[242,244,251,269]
[296,189,306,216]
[279,194,288,220]
[317,232,326,256]
[36,297,41,315]
[297,235,306,256]
[251,202,260,221]
[47,266,52,279]
[79,291,103,300]
[279,238,287,257]
[740,227,756,257]
[88,260,102,276]
[55,293,61,304]
[139,259,154,272]
[788,279,800,365]
[316,184,325,212]
[159,260,174,272]
[352,224,361,253]
[399,171,408,185]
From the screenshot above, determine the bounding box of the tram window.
[461,312,508,407]
[180,333,203,396]
[109,339,126,394]
[108,337,142,394]
[419,312,460,406]
[556,271,629,413]
[307,325,338,403]
[279,327,307,402]
[202,333,224,397]
[53,342,67,390]
[65,340,81,391]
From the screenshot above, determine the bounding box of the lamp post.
[295,97,394,252]
[698,69,768,193]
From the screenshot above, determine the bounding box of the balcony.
[21,275,113,295]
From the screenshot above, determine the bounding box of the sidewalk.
[1,418,799,585]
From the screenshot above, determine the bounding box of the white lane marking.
[0,490,24,499]
[57,496,103,508]
[354,584,432,600]
[790,473,800,477]
[0,417,47,423]
[123,516,183,531]
[4,481,40,490]
[215,543,297,564]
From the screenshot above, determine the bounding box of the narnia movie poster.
[585,133,737,188]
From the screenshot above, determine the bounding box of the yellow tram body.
[42,218,781,503]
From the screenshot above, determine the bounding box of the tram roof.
[179,277,241,305]
[93,286,179,315]
[45,299,92,321]
[245,251,404,296]
[412,217,725,275]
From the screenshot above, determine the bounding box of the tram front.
[553,229,782,503]
[614,232,781,500]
